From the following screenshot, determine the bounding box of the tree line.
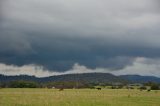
[0,80,160,90]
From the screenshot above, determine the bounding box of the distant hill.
[0,74,40,82]
[0,73,160,84]
[120,75,160,83]
[0,73,127,84]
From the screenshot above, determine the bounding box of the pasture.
[0,88,160,106]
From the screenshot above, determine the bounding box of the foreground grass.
[0,88,160,106]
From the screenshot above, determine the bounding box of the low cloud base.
[0,57,160,77]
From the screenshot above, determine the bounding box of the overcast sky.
[0,0,160,77]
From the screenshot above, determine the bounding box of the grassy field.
[0,88,160,106]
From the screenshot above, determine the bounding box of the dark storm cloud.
[0,0,160,73]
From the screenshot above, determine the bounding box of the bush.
[139,86,147,90]
[9,81,38,88]
[111,86,116,89]
[151,84,159,90]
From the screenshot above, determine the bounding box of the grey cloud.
[1,0,160,47]
[0,30,33,54]
[0,0,160,74]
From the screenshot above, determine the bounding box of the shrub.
[151,84,159,90]
[139,86,147,90]
[9,81,38,88]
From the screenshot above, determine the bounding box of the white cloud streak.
[0,57,160,77]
